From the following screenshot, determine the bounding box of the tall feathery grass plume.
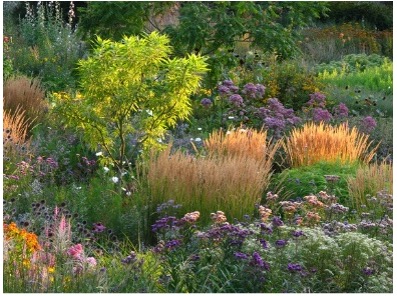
[283,122,379,167]
[3,105,32,160]
[146,127,281,224]
[3,75,47,131]
[347,161,393,212]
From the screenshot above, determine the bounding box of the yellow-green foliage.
[52,32,208,171]
[147,128,281,224]
[283,122,378,167]
[347,161,393,211]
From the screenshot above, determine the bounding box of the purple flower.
[255,84,266,98]
[251,252,270,270]
[333,103,349,118]
[229,94,244,107]
[287,263,303,272]
[200,98,212,108]
[271,216,284,228]
[121,251,137,264]
[259,238,268,249]
[165,239,182,250]
[307,92,326,108]
[275,239,287,247]
[151,216,178,232]
[291,230,304,238]
[312,108,332,122]
[218,85,231,96]
[258,223,273,234]
[359,116,377,133]
[242,83,257,98]
[234,251,249,260]
[362,267,375,276]
[222,79,235,87]
[92,222,106,233]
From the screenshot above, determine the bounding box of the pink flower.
[67,244,84,259]
[85,257,97,268]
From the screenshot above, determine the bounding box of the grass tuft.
[283,122,379,167]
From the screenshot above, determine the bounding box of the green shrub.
[52,32,208,173]
[271,161,360,205]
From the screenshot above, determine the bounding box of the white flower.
[103,166,109,173]
[146,109,153,116]
[228,116,235,119]
[194,138,202,142]
[111,176,119,183]
[197,127,202,131]
[126,191,132,196]
[122,171,128,176]
[96,151,103,156]
[157,138,163,143]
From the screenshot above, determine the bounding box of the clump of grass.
[283,122,379,167]
[147,128,281,224]
[3,105,32,160]
[204,127,280,165]
[3,75,47,130]
[347,161,393,212]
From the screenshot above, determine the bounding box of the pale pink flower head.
[85,257,97,268]
[67,243,84,259]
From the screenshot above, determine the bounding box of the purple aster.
[222,79,235,87]
[275,239,287,247]
[242,83,257,98]
[255,84,266,98]
[218,85,231,96]
[287,263,303,272]
[200,98,212,108]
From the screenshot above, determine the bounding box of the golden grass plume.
[283,122,379,167]
[147,127,281,223]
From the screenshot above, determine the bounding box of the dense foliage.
[3,1,393,293]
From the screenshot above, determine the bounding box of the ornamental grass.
[3,75,47,130]
[3,105,32,160]
[147,128,281,224]
[347,161,393,212]
[283,122,379,167]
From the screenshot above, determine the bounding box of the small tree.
[52,32,208,173]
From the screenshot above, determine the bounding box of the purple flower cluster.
[271,216,284,228]
[121,251,137,264]
[229,94,244,107]
[203,223,251,246]
[306,92,326,108]
[256,98,301,137]
[250,252,270,270]
[234,251,249,260]
[156,200,182,216]
[275,239,287,247]
[333,103,349,118]
[151,216,178,233]
[362,267,375,276]
[359,116,377,134]
[312,107,333,122]
[200,98,213,108]
[287,263,303,272]
[291,230,304,238]
[165,239,182,250]
[217,80,239,96]
[242,83,266,99]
